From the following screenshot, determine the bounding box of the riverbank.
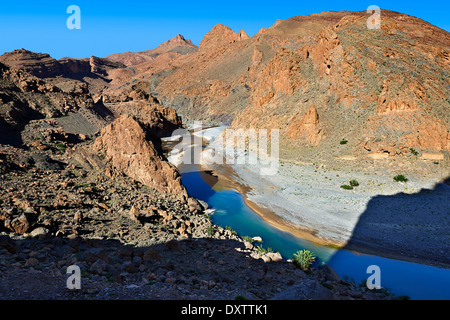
[206,158,449,268]
[197,165,337,248]
[179,126,449,269]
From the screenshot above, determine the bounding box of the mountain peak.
[161,34,196,48]
[199,24,248,51]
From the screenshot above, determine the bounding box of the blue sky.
[0,1,448,59]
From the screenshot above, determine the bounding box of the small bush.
[56,142,67,153]
[242,236,253,243]
[340,184,353,190]
[206,226,215,236]
[349,180,359,187]
[340,139,348,145]
[255,244,268,254]
[393,175,408,182]
[409,148,418,156]
[292,249,316,270]
[235,294,248,300]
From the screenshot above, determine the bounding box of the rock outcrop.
[0,49,126,79]
[0,49,62,78]
[0,61,95,141]
[199,24,250,52]
[93,115,187,198]
[287,105,324,146]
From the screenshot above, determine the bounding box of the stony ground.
[0,145,395,300]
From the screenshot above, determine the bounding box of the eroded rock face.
[0,49,62,78]
[93,115,187,198]
[362,76,449,155]
[287,106,324,146]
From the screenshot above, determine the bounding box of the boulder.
[93,115,187,198]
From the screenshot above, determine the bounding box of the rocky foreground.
[0,145,394,300]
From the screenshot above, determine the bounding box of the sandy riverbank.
[197,166,337,247]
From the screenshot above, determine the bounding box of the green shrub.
[340,184,354,190]
[242,236,253,243]
[409,148,418,156]
[235,294,248,300]
[393,175,408,182]
[225,226,237,236]
[340,139,348,145]
[255,244,268,254]
[206,226,215,236]
[292,249,316,270]
[349,180,359,187]
[56,142,67,153]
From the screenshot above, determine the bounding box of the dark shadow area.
[91,99,115,120]
[55,72,112,84]
[0,234,305,300]
[0,103,45,148]
[0,126,26,148]
[340,177,450,268]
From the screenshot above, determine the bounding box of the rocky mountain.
[104,34,198,67]
[0,49,125,78]
[134,10,449,167]
[0,55,185,197]
[0,49,127,94]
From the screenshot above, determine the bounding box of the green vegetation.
[409,148,419,156]
[255,244,273,255]
[393,174,408,182]
[292,249,316,270]
[225,226,237,236]
[206,226,215,236]
[55,142,67,153]
[235,294,248,300]
[76,183,91,189]
[349,179,359,187]
[242,236,254,243]
[340,184,354,190]
[340,139,348,145]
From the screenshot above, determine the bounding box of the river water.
[164,127,450,300]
